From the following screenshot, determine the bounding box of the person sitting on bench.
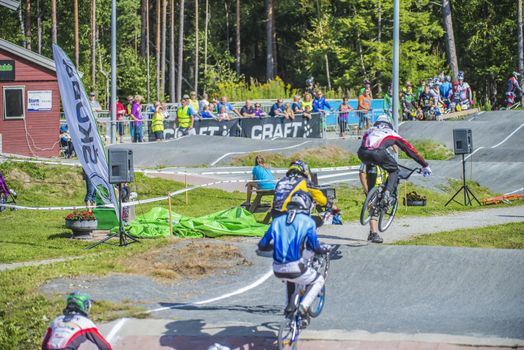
[243,155,275,206]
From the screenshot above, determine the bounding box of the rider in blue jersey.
[312,91,334,113]
[259,191,331,321]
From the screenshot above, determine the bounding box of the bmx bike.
[277,247,333,350]
[360,164,421,232]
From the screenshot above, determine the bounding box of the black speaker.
[108,148,134,184]
[453,128,473,155]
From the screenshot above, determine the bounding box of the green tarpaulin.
[115,207,268,239]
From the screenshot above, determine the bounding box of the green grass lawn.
[394,222,524,249]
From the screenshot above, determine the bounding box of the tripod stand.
[445,154,480,207]
[86,183,139,249]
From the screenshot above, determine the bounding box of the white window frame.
[3,85,25,120]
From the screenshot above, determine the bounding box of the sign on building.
[0,59,15,81]
[27,90,52,111]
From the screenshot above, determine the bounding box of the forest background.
[0,0,520,109]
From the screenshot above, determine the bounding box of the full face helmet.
[287,160,310,178]
[286,191,314,224]
[64,292,92,316]
[373,114,393,129]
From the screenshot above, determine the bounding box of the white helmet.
[374,115,393,129]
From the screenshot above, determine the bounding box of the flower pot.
[403,198,426,207]
[65,219,98,239]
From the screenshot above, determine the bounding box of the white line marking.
[463,147,484,161]
[490,123,524,148]
[106,318,127,343]
[210,141,311,166]
[321,178,359,186]
[147,268,274,313]
[477,111,485,115]
[317,171,359,180]
[504,187,524,195]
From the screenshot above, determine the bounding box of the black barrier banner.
[239,114,322,139]
[148,113,322,141]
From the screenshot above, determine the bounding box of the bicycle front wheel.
[308,285,326,318]
[360,187,379,225]
[378,196,399,232]
[278,318,299,350]
[0,193,6,212]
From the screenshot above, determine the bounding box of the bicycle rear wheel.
[278,317,299,350]
[0,193,6,212]
[378,196,398,232]
[360,187,379,225]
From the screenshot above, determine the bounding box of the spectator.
[440,75,452,109]
[416,79,425,101]
[59,124,74,158]
[457,71,473,109]
[112,96,126,143]
[151,101,165,141]
[217,106,232,121]
[189,91,200,113]
[449,81,462,112]
[217,96,241,118]
[269,98,286,117]
[199,93,210,112]
[254,103,267,118]
[240,100,255,117]
[338,95,353,138]
[401,82,417,121]
[291,95,303,114]
[211,96,220,113]
[357,87,372,133]
[283,102,295,120]
[176,95,195,136]
[82,170,96,211]
[89,92,102,113]
[418,84,433,119]
[312,90,334,114]
[383,84,392,117]
[303,104,313,120]
[199,105,216,119]
[358,79,373,98]
[301,93,313,113]
[130,95,143,143]
[243,155,275,206]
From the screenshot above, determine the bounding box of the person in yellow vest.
[151,101,165,141]
[189,91,200,114]
[176,95,195,137]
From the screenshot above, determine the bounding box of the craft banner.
[52,44,118,213]
[239,114,322,139]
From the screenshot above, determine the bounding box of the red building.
[0,38,60,157]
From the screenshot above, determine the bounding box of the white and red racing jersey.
[360,126,428,167]
[42,314,112,350]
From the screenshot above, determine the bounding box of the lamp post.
[110,0,117,144]
[392,0,400,132]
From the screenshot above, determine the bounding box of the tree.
[36,0,42,53]
[160,0,167,99]
[140,0,147,56]
[265,0,274,80]
[24,0,31,50]
[518,0,523,87]
[170,0,175,101]
[51,0,57,44]
[442,0,459,79]
[156,0,161,99]
[235,0,240,76]
[204,0,209,91]
[177,0,185,101]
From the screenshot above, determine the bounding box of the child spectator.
[199,105,216,119]
[130,95,143,143]
[291,95,303,114]
[338,96,353,138]
[303,104,313,120]
[151,102,165,141]
[60,124,74,158]
[217,106,231,121]
[283,102,295,120]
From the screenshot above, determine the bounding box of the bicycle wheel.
[378,195,399,232]
[308,285,325,318]
[278,317,299,350]
[360,187,379,225]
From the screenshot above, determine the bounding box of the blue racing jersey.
[440,82,452,99]
[258,213,322,264]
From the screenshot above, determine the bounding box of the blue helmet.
[287,160,309,178]
[458,71,465,80]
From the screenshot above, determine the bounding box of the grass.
[394,222,524,249]
[230,145,361,168]
[400,140,454,160]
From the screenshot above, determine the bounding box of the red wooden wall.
[0,49,60,157]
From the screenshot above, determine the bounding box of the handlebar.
[398,164,422,180]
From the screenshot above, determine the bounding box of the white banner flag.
[52,44,118,213]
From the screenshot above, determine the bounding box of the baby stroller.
[0,171,17,212]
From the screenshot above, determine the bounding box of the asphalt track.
[112,110,524,195]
